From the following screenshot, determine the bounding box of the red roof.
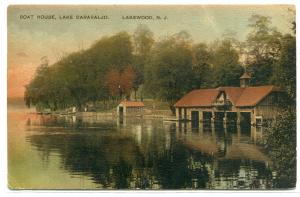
[218,87,244,105]
[174,85,281,107]
[174,89,219,107]
[235,86,281,107]
[119,101,145,107]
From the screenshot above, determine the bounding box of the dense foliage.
[25,32,134,110]
[264,109,296,188]
[25,15,295,111]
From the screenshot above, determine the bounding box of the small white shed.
[117,101,145,116]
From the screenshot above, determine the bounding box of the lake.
[8,106,277,189]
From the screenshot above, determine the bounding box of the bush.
[264,108,296,188]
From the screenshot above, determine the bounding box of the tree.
[246,15,282,61]
[264,109,296,188]
[245,15,282,85]
[271,34,296,102]
[209,40,243,87]
[144,33,194,113]
[105,68,121,97]
[133,24,154,57]
[120,65,136,99]
[191,43,213,88]
[132,56,145,100]
[25,32,134,110]
[132,25,155,99]
[105,65,136,99]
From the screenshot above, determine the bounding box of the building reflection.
[25,114,274,189]
[176,121,264,144]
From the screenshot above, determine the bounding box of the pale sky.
[7,5,295,98]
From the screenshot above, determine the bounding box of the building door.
[214,112,225,122]
[203,111,212,121]
[191,111,199,128]
[191,111,199,122]
[227,112,237,124]
[119,106,124,116]
[240,112,251,126]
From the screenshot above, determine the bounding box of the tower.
[240,72,251,87]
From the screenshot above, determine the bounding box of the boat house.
[117,100,145,116]
[174,73,283,125]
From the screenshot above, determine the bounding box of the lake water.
[8,106,277,189]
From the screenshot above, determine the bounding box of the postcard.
[7,4,296,189]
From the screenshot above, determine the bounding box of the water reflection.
[23,114,275,189]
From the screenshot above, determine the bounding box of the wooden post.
[223,112,227,126]
[237,124,241,143]
[199,121,203,136]
[251,126,257,144]
[186,108,191,121]
[211,112,215,123]
[237,112,241,125]
[251,110,256,126]
[211,120,215,135]
[199,111,203,122]
[176,108,180,120]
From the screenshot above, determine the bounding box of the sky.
[7,5,295,98]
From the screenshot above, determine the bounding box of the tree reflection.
[113,157,132,189]
[154,144,192,188]
[25,115,275,189]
